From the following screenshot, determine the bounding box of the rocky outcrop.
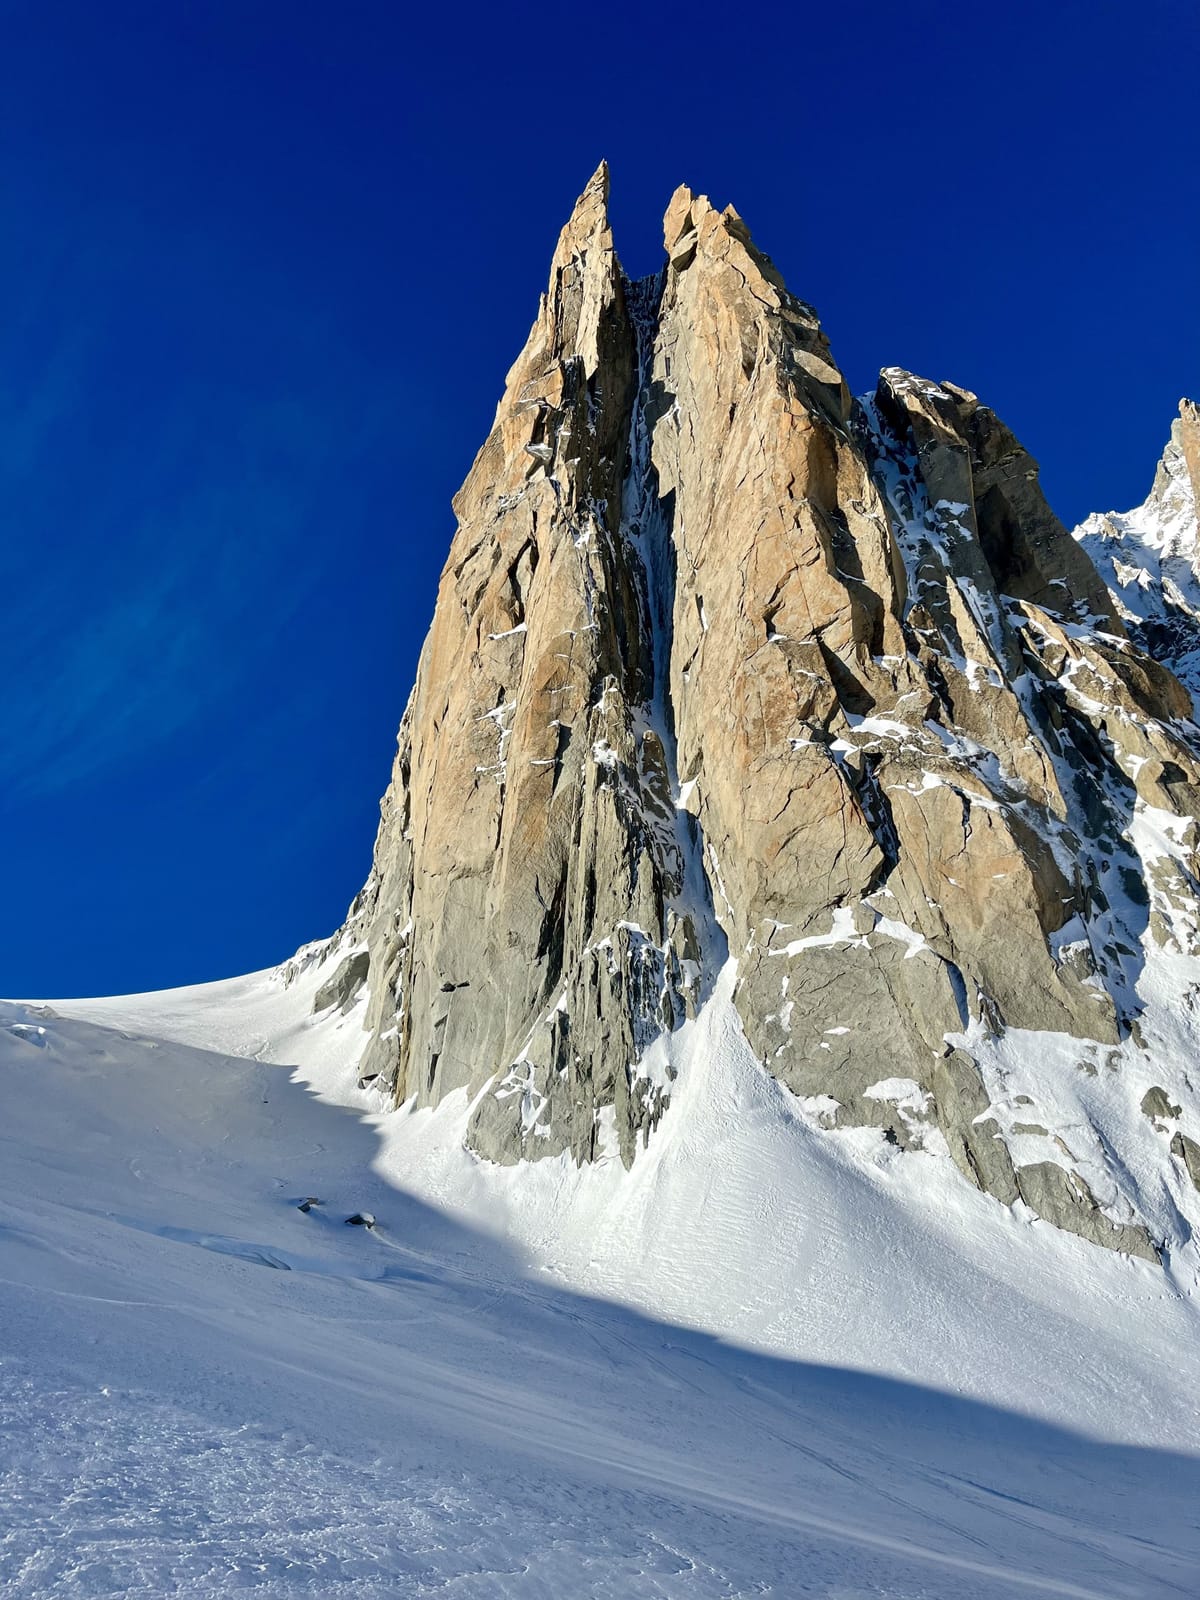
[332,169,1200,1261]
[312,949,369,1016]
[345,166,710,1168]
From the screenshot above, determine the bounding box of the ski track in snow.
[1,959,1199,1597]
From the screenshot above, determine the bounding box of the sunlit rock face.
[334,165,1200,1262]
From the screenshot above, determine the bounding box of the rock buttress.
[339,171,1200,1260]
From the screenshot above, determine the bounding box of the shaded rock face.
[338,166,1200,1258]
[312,949,369,1017]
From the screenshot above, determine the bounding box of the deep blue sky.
[2,0,1197,996]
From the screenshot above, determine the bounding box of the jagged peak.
[657,181,844,418]
[498,163,623,396]
[1073,397,1200,707]
[872,367,982,444]
[876,367,977,410]
[662,184,696,251]
[660,184,779,285]
[1079,396,1200,532]
[551,161,612,265]
[869,365,1123,631]
[662,185,753,248]
[1171,396,1200,501]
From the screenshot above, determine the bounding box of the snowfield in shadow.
[2,955,1199,1598]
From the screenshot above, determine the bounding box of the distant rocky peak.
[1147,399,1200,556]
[1074,398,1200,703]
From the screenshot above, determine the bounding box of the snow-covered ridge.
[1075,399,1200,704]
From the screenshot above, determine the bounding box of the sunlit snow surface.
[3,955,1200,1598]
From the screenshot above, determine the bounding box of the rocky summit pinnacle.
[316,173,1200,1263]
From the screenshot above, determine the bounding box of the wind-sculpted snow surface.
[5,962,1200,1597]
[336,165,1200,1264]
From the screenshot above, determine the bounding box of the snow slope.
[3,952,1199,1597]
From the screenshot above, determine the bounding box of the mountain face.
[321,165,1200,1262]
